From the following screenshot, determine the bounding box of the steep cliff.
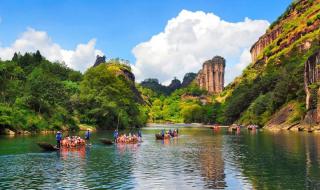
[196,56,225,94]
[214,0,320,128]
[304,51,320,125]
[250,0,320,64]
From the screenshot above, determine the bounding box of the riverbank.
[146,123,229,128]
[265,124,320,133]
[0,124,96,136]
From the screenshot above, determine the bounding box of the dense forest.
[0,52,147,133]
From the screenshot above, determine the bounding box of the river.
[0,126,320,189]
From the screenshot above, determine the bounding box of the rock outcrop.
[196,56,225,94]
[250,27,282,63]
[250,0,320,64]
[93,55,106,67]
[304,51,320,124]
[92,56,144,103]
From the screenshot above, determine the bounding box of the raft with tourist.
[155,129,179,140]
[228,124,241,132]
[37,131,89,151]
[101,129,143,145]
[247,125,258,130]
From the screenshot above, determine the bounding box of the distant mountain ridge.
[140,73,197,95]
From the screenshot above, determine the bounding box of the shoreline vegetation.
[0,53,147,135]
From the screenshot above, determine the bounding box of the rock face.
[249,0,320,64]
[196,56,225,94]
[250,27,282,63]
[304,51,320,124]
[93,55,106,67]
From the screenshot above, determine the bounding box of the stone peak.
[93,55,106,67]
[203,56,226,67]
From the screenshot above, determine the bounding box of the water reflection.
[1,128,320,189]
[224,130,320,189]
[198,135,226,189]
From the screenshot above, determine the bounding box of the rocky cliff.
[250,0,320,64]
[212,0,320,128]
[93,55,106,67]
[196,56,225,94]
[250,27,282,63]
[304,51,320,124]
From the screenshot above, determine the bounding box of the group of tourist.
[160,128,179,138]
[55,128,144,147]
[113,129,142,143]
[56,129,91,148]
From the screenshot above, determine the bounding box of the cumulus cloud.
[132,10,269,85]
[0,28,103,72]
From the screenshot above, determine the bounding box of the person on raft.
[161,129,165,137]
[113,129,119,142]
[56,131,62,148]
[168,129,172,136]
[85,129,91,140]
[138,129,142,141]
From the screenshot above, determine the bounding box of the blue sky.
[0,0,292,83]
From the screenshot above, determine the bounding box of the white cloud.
[132,10,269,85]
[0,28,103,72]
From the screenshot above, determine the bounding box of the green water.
[0,126,320,189]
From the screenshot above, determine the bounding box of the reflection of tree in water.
[305,134,320,189]
[228,131,320,189]
[198,135,226,189]
[180,133,226,189]
[83,145,136,189]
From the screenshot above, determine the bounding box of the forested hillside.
[0,52,146,133]
[140,0,320,127]
[217,0,320,127]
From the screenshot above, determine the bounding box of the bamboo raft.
[37,142,59,151]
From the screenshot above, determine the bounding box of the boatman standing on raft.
[113,129,119,142]
[56,131,62,148]
[138,129,142,141]
[85,129,91,145]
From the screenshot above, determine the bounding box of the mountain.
[214,0,320,129]
[0,52,147,134]
[181,73,197,87]
[140,73,196,95]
